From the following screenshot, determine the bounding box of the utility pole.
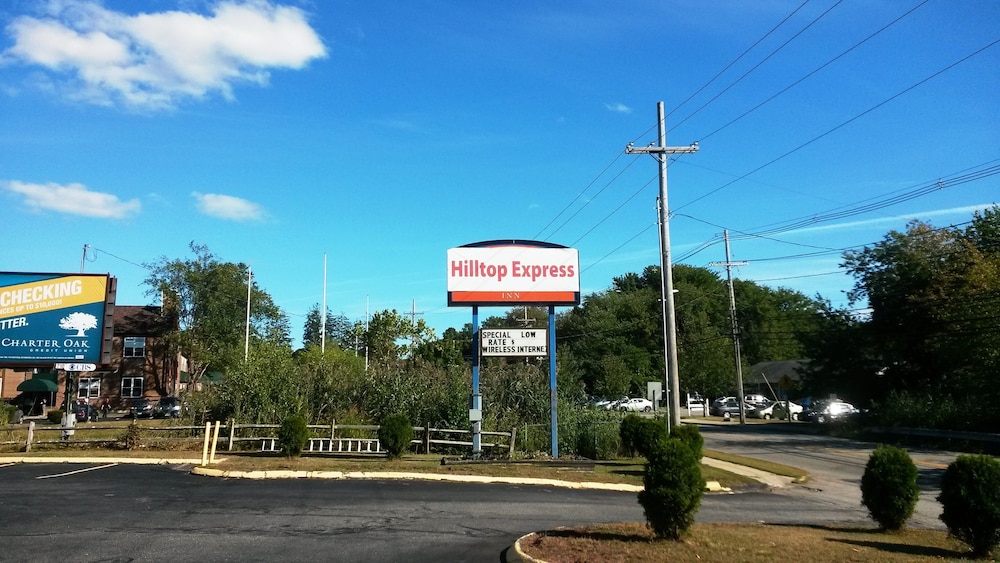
[709,230,749,424]
[80,244,90,273]
[626,101,699,430]
[408,299,424,348]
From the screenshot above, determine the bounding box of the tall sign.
[0,272,116,365]
[447,240,578,459]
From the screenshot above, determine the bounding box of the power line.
[674,37,1000,213]
[671,0,846,131]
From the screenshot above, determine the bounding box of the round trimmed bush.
[860,444,919,530]
[670,423,704,461]
[938,454,1000,558]
[637,437,705,540]
[277,415,309,458]
[378,413,414,459]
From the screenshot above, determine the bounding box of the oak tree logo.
[59,312,98,337]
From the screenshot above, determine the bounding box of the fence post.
[210,421,221,464]
[201,422,211,465]
[424,422,431,454]
[508,426,517,456]
[330,421,335,441]
[228,419,236,451]
[26,421,34,453]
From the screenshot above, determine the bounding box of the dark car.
[801,400,858,423]
[153,396,182,418]
[130,399,155,418]
[73,403,98,422]
[710,397,745,417]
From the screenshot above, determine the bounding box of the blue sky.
[2,0,998,347]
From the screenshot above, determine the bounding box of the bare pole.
[321,253,327,355]
[626,101,699,429]
[244,265,252,361]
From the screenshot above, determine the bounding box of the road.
[696,422,957,530]
[0,451,920,563]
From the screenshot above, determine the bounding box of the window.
[121,377,143,398]
[123,337,146,358]
[77,377,101,399]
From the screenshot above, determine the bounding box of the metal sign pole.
[470,306,481,458]
[548,305,558,459]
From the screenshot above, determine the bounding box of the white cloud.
[4,180,141,218]
[192,192,264,221]
[2,1,327,110]
[604,102,631,114]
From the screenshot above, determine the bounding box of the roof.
[112,305,177,336]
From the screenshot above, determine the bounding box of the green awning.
[17,378,59,393]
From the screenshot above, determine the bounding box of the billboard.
[0,272,115,365]
[447,240,580,306]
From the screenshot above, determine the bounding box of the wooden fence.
[0,420,516,456]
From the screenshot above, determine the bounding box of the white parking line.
[35,463,119,479]
[0,462,16,468]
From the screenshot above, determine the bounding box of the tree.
[820,208,1000,427]
[364,309,433,369]
[143,242,291,380]
[302,304,355,350]
[59,312,98,336]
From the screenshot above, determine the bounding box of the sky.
[1,0,998,347]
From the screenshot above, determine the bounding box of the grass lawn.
[519,522,974,562]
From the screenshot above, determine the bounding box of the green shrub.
[120,422,145,451]
[575,421,620,460]
[634,419,668,459]
[378,413,414,459]
[938,454,1000,558]
[670,424,704,461]
[277,415,310,458]
[637,437,704,540]
[0,404,14,425]
[48,410,64,425]
[618,414,645,458]
[860,444,919,530]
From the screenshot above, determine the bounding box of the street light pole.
[626,101,699,430]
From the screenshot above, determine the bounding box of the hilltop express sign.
[0,272,114,365]
[446,242,580,306]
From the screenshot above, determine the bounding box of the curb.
[191,466,733,493]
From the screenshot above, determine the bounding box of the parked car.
[743,393,770,406]
[153,396,182,418]
[684,392,706,414]
[801,400,858,423]
[130,399,155,418]
[747,399,778,419]
[604,397,629,410]
[72,402,98,422]
[710,397,746,417]
[771,400,804,421]
[617,397,654,412]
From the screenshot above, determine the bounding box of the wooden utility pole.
[626,102,699,430]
